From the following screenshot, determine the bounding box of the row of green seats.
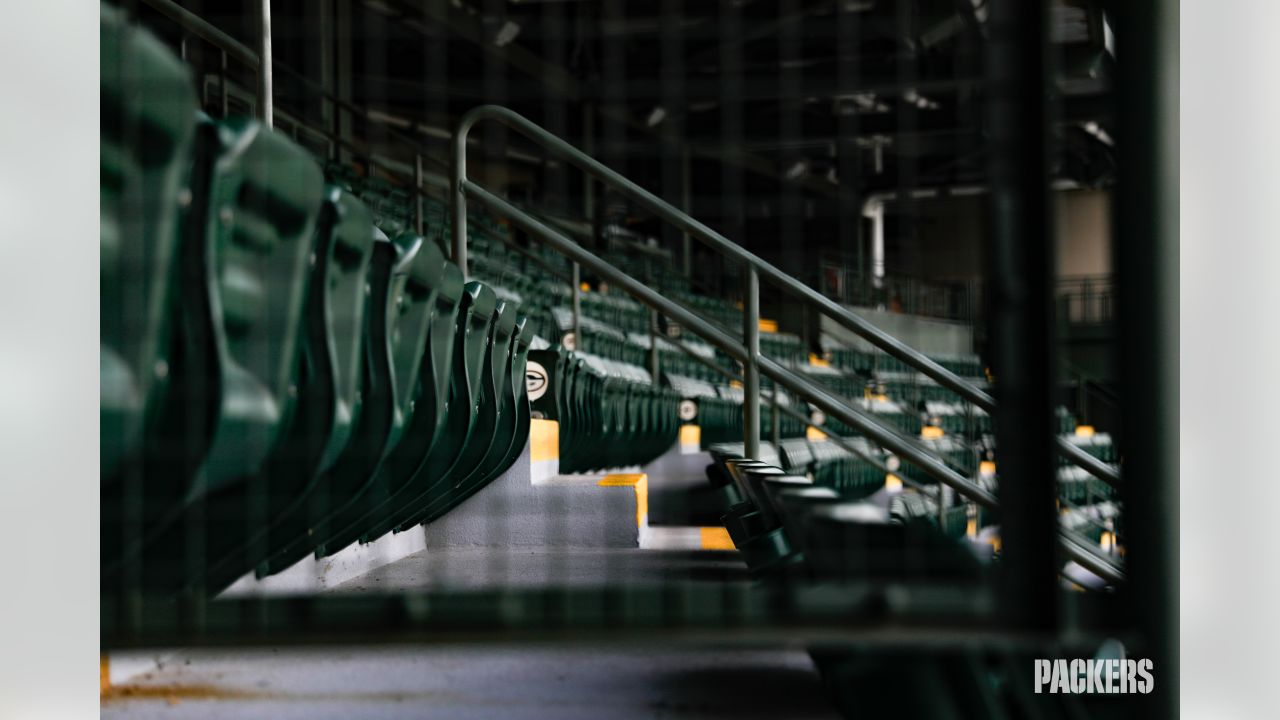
[101,6,530,596]
[528,349,680,473]
[707,449,985,582]
[828,347,984,378]
[777,438,888,501]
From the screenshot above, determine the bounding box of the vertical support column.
[1113,0,1178,714]
[681,149,693,278]
[648,310,660,381]
[743,266,761,459]
[317,0,336,160]
[450,129,468,279]
[770,392,782,449]
[220,50,230,118]
[571,262,582,351]
[985,0,1058,632]
[414,154,424,235]
[256,0,272,127]
[583,104,596,241]
[334,0,353,164]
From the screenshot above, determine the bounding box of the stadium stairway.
[102,7,1129,717]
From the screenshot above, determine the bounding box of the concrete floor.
[102,449,846,718]
[332,546,750,593]
[101,645,841,719]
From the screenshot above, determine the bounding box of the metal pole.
[1114,0,1178,713]
[743,267,761,459]
[681,148,692,278]
[414,155,425,235]
[985,0,1057,633]
[770,392,782,448]
[256,0,272,127]
[571,263,582,351]
[648,309,660,380]
[459,175,1122,576]
[220,50,229,118]
[450,118,469,278]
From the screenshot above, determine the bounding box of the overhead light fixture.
[646,106,667,127]
[493,21,521,47]
[902,88,939,110]
[1082,121,1114,147]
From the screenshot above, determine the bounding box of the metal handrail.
[450,112,1123,583]
[451,105,1118,489]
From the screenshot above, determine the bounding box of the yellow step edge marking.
[806,426,828,441]
[598,473,649,529]
[101,654,110,695]
[807,353,831,367]
[1074,424,1096,438]
[758,318,778,333]
[529,418,559,462]
[699,527,735,550]
[885,473,903,490]
[979,460,996,475]
[679,424,701,448]
[921,426,945,439]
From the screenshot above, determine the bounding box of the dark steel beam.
[985,0,1060,632]
[1112,0,1178,714]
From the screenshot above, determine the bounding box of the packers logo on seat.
[678,399,698,422]
[526,361,549,401]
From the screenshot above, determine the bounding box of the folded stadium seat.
[801,502,983,583]
[809,438,889,501]
[771,486,845,544]
[778,438,816,476]
[193,185,376,593]
[255,231,454,576]
[108,112,326,592]
[315,279,495,556]
[1057,465,1120,504]
[889,492,969,541]
[300,236,466,552]
[1060,500,1121,545]
[526,348,678,473]
[100,3,198,484]
[392,298,521,527]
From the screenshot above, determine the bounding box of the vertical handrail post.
[414,154,424,235]
[743,266,761,459]
[450,118,468,278]
[257,0,272,127]
[571,262,582,351]
[770,391,782,448]
[648,309,660,380]
[220,49,229,117]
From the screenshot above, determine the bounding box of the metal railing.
[450,105,1124,584]
[819,263,982,324]
[1056,274,1116,324]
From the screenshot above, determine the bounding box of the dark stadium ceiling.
[163,0,1116,196]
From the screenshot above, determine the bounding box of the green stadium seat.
[306,238,467,559]
[195,185,376,592]
[255,230,448,576]
[100,3,198,482]
[106,112,327,592]
[384,295,519,528]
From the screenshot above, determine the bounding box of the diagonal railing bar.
[451,105,1119,490]
[456,178,1122,583]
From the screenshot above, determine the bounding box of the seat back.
[190,117,325,494]
[100,4,197,478]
